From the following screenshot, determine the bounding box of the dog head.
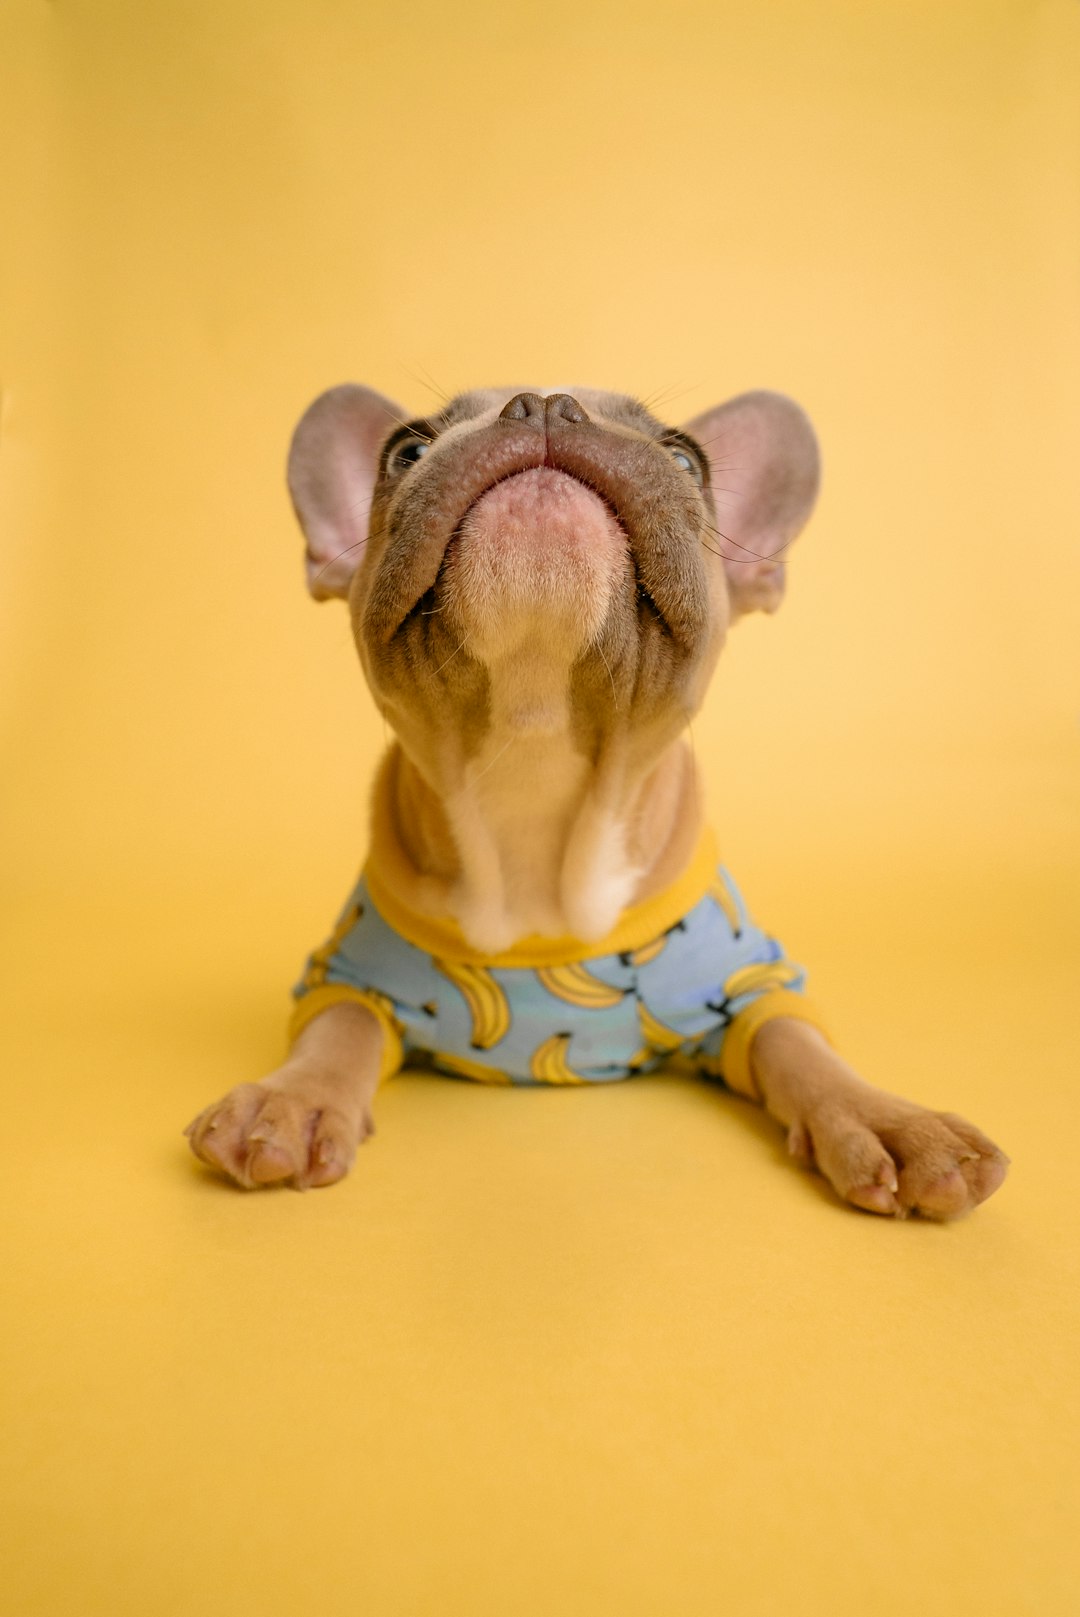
[286,383,819,783]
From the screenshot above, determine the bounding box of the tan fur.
[347,386,728,948]
[185,384,1008,1218]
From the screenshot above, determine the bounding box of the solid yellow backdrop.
[2,1,1078,1613]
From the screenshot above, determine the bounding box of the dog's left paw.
[788,1093,1009,1220]
[183,1071,373,1191]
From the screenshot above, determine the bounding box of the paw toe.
[892,1113,1009,1219]
[938,1112,1009,1164]
[906,1166,972,1220]
[187,1083,264,1183]
[298,1108,362,1189]
[970,1149,1009,1205]
[846,1181,902,1217]
[806,1111,899,1212]
[246,1138,302,1185]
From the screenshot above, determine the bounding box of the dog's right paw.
[785,1091,1008,1220]
[183,1073,373,1191]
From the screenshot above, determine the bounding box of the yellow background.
[3,1,1079,1612]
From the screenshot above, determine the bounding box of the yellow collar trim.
[363,761,719,967]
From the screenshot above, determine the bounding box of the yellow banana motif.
[709,872,742,936]
[536,961,627,1009]
[301,899,364,991]
[626,934,668,967]
[352,983,407,1047]
[722,960,801,1000]
[433,958,511,1049]
[530,1032,588,1085]
[359,987,404,1032]
[434,1051,513,1085]
[636,999,686,1053]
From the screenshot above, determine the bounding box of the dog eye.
[389,438,430,474]
[666,443,704,487]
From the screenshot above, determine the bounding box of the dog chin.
[439,467,627,657]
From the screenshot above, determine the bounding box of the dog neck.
[377,730,704,956]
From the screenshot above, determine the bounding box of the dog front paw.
[183,1072,373,1191]
[788,1093,1008,1220]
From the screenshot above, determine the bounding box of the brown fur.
[185,384,1008,1216]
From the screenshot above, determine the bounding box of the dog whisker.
[470,734,517,783]
[596,639,620,713]
[433,636,470,676]
[311,535,369,587]
[398,360,453,406]
[701,519,793,563]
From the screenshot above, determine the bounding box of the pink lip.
[458,461,628,543]
[458,467,625,549]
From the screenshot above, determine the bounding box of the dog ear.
[682,391,820,619]
[286,384,406,600]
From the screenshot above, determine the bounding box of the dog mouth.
[396,462,632,636]
[367,414,711,661]
[453,464,629,554]
[461,457,629,528]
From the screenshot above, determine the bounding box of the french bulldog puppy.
[184,385,1008,1217]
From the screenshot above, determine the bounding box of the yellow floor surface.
[4,2,1080,1613]
[3,848,1079,1616]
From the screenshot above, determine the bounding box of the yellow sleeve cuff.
[715,990,830,1100]
[287,985,405,1083]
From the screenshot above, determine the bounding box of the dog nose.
[499,392,545,421]
[498,392,588,425]
[545,392,588,424]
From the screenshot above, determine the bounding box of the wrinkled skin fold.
[184,382,1009,1219]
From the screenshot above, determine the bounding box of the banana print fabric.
[290,858,828,1097]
